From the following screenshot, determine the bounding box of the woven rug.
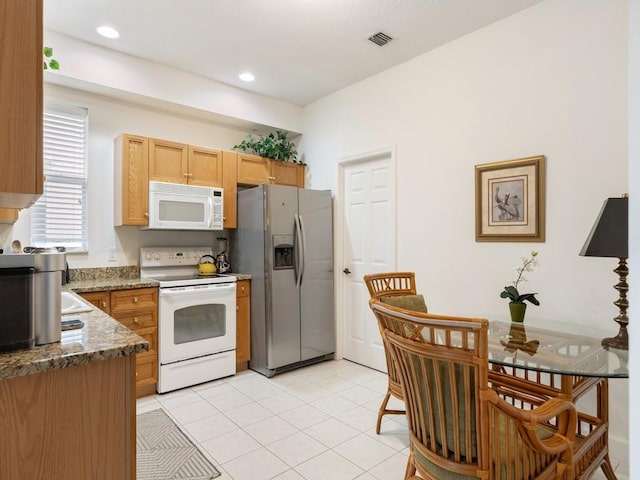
[137,409,221,480]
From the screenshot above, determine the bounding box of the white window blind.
[31,102,88,252]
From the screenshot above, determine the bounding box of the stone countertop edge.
[0,302,148,381]
[64,274,251,293]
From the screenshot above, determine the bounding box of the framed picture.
[475,155,545,242]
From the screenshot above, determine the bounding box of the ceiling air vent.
[368,32,393,47]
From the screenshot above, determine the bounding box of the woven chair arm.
[484,390,577,456]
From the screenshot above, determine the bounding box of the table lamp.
[579,195,629,350]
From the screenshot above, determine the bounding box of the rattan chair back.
[364,272,418,433]
[370,300,576,480]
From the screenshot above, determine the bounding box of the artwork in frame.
[475,155,546,242]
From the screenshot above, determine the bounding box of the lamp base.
[601,325,628,351]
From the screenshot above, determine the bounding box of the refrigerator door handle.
[294,214,303,288]
[298,214,307,287]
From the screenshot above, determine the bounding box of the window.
[31,102,88,252]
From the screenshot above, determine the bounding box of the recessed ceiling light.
[239,72,255,82]
[96,25,120,39]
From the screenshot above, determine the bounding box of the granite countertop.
[1,268,252,381]
[0,296,149,381]
[65,277,160,293]
[65,273,250,293]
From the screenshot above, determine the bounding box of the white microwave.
[145,181,224,231]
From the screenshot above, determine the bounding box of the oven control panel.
[140,246,213,267]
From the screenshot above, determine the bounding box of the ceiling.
[44,0,544,106]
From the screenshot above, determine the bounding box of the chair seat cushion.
[380,294,428,313]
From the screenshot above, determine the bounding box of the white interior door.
[340,150,395,372]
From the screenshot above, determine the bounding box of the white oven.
[140,247,237,393]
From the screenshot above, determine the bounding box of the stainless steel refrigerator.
[235,184,334,377]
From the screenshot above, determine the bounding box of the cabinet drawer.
[110,287,157,314]
[133,326,157,358]
[237,280,250,298]
[135,354,157,386]
[114,311,156,330]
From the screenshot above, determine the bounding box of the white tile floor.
[137,359,629,480]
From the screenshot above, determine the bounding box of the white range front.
[140,246,236,393]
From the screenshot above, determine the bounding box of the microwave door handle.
[208,196,215,229]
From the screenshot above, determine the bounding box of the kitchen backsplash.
[69,266,139,282]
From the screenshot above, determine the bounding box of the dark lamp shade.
[580,197,628,258]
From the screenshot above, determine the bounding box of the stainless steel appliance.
[0,250,66,350]
[140,246,236,393]
[215,237,231,273]
[144,181,224,231]
[235,184,334,377]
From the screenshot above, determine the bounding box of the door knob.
[343,268,351,275]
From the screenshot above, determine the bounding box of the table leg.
[596,379,617,480]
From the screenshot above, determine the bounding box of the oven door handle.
[159,283,236,297]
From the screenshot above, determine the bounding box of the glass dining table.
[485,317,628,480]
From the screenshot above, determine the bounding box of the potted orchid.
[500,251,540,322]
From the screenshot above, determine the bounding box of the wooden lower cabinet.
[79,290,110,313]
[80,287,158,397]
[236,280,251,371]
[0,355,136,479]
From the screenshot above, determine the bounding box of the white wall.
[0,84,252,267]
[44,31,304,134]
[301,0,629,467]
[627,0,639,477]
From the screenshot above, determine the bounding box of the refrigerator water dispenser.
[273,235,294,269]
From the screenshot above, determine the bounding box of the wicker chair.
[369,299,577,480]
[364,272,427,434]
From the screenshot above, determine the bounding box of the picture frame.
[475,155,546,242]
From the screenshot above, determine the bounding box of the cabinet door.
[270,161,305,188]
[236,280,251,365]
[149,138,188,184]
[114,134,149,226]
[0,208,19,224]
[79,291,111,314]
[222,150,238,229]
[237,153,270,186]
[188,145,223,187]
[0,0,43,209]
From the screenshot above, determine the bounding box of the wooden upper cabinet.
[148,138,188,184]
[270,161,305,188]
[237,153,270,186]
[0,0,43,209]
[114,134,149,226]
[149,140,223,187]
[0,208,19,224]
[222,151,238,229]
[188,145,223,187]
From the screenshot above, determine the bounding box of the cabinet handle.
[184,172,193,178]
[136,371,138,378]
[144,212,149,218]
[133,296,139,303]
[268,176,276,181]
[101,301,107,308]
[241,287,245,292]
[133,317,139,324]
[236,305,240,311]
